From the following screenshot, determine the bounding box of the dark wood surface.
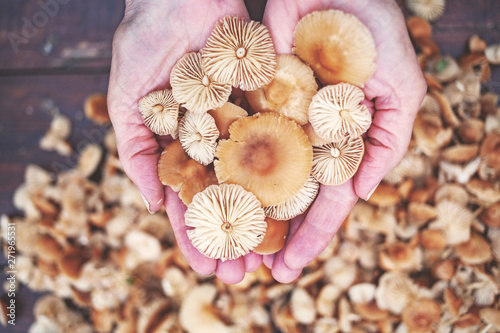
[0,0,499,332]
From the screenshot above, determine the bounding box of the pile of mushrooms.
[141,11,377,261]
[2,3,500,333]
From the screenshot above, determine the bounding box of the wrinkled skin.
[108,0,426,283]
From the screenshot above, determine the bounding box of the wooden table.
[0,0,499,331]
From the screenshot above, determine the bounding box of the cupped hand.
[262,0,427,282]
[107,0,255,284]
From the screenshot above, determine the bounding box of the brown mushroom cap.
[479,308,500,330]
[178,111,219,165]
[401,299,441,333]
[309,84,372,143]
[302,122,330,147]
[208,102,248,140]
[171,52,232,113]
[245,54,317,125]
[185,184,266,261]
[138,90,179,136]
[406,0,446,21]
[84,93,110,125]
[202,15,276,91]
[311,136,365,186]
[253,217,289,255]
[455,232,492,265]
[412,114,453,156]
[293,10,376,87]
[157,140,218,205]
[264,175,319,221]
[215,112,313,207]
[480,133,500,176]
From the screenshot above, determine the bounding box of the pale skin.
[108,0,426,283]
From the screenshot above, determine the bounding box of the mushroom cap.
[84,93,110,125]
[401,299,441,333]
[77,144,103,178]
[429,200,473,245]
[157,140,218,205]
[311,136,365,186]
[138,90,179,136]
[215,112,313,207]
[293,9,376,87]
[253,217,289,255]
[375,272,419,314]
[179,111,219,165]
[309,83,372,143]
[264,175,319,220]
[202,15,276,91]
[479,308,500,329]
[455,232,492,265]
[302,122,330,147]
[208,102,248,140]
[171,52,232,113]
[485,44,500,65]
[406,0,446,21]
[245,54,317,125]
[185,184,266,261]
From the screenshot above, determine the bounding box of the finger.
[263,254,275,269]
[165,187,217,276]
[284,181,358,270]
[262,0,298,54]
[354,78,425,200]
[215,258,245,284]
[244,252,263,273]
[271,216,303,283]
[120,130,165,213]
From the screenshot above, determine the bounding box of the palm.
[108,1,255,283]
[262,0,426,281]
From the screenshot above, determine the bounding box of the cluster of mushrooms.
[138,11,377,261]
[2,1,500,332]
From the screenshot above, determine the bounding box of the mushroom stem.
[221,222,233,232]
[202,75,210,87]
[152,104,164,114]
[340,109,354,125]
[330,147,341,158]
[236,47,247,59]
[479,323,492,333]
[191,133,203,142]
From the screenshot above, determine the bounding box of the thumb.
[116,125,165,213]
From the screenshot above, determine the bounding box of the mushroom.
[180,284,234,333]
[426,54,460,82]
[179,111,219,165]
[368,183,400,207]
[264,175,319,221]
[457,118,485,143]
[455,232,491,265]
[429,200,473,245]
[171,52,232,113]
[84,93,110,125]
[479,133,500,181]
[419,229,447,250]
[157,140,218,205]
[479,308,500,333]
[469,35,487,53]
[185,184,266,261]
[485,43,500,65]
[77,144,103,178]
[375,272,419,314]
[347,283,376,304]
[253,217,289,255]
[208,102,248,140]
[293,9,376,87]
[302,122,330,147]
[466,178,500,205]
[311,136,365,186]
[290,288,316,325]
[401,299,441,333]
[215,112,313,207]
[202,15,276,91]
[138,89,179,136]
[316,284,342,317]
[309,83,372,143]
[412,114,453,156]
[406,0,446,21]
[378,240,422,272]
[39,114,72,156]
[480,202,500,228]
[245,54,317,125]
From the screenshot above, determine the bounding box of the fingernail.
[140,192,154,214]
[365,182,380,201]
